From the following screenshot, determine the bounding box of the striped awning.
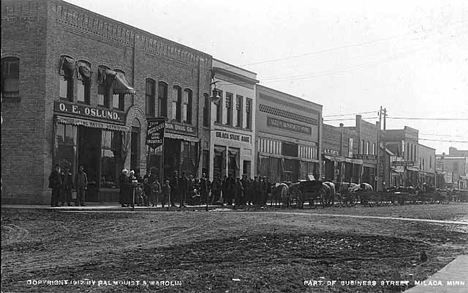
[56,116,130,132]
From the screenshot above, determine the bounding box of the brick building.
[256,85,322,183]
[321,123,362,183]
[1,0,212,204]
[209,59,258,181]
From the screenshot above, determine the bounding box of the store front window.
[55,123,77,172]
[100,130,122,188]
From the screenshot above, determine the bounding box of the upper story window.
[183,89,193,124]
[1,57,20,98]
[59,56,75,101]
[172,86,182,122]
[158,82,168,118]
[236,95,243,128]
[203,93,210,127]
[98,66,134,110]
[245,98,252,130]
[225,92,233,126]
[145,79,156,117]
[77,60,91,104]
[215,90,223,123]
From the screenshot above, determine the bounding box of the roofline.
[213,58,257,75]
[257,84,323,109]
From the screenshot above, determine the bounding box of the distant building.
[417,144,436,186]
[436,149,468,190]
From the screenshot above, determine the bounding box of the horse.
[318,181,335,207]
[271,183,289,207]
[356,183,373,205]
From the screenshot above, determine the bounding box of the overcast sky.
[66,0,468,154]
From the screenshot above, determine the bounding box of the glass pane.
[59,78,68,99]
[57,124,65,144]
[113,94,119,109]
[77,82,85,102]
[98,94,104,106]
[172,101,177,120]
[101,149,116,187]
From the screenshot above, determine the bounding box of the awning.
[77,61,91,80]
[392,168,405,173]
[59,56,75,77]
[323,155,345,162]
[56,116,129,132]
[406,166,420,172]
[344,158,363,165]
[164,132,199,142]
[113,71,136,94]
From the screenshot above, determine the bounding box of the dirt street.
[2,203,467,292]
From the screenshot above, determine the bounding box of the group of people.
[48,164,88,207]
[119,168,274,208]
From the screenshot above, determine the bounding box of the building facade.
[255,85,322,183]
[383,126,420,187]
[209,59,258,180]
[1,0,212,204]
[436,149,468,190]
[321,123,362,183]
[417,144,436,186]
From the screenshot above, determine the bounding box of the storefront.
[53,101,147,202]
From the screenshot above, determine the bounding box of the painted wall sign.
[323,149,340,156]
[215,131,251,143]
[165,122,195,134]
[54,101,125,123]
[392,161,414,167]
[266,117,311,135]
[353,154,377,160]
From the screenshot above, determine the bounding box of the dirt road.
[2,204,467,292]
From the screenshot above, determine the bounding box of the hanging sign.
[146,118,166,149]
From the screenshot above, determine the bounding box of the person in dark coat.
[211,174,222,205]
[119,169,131,207]
[49,164,62,207]
[221,175,229,205]
[200,173,211,205]
[241,174,250,206]
[170,171,179,207]
[179,172,188,208]
[61,167,74,206]
[252,176,261,205]
[75,165,88,206]
[226,174,236,205]
[234,177,245,206]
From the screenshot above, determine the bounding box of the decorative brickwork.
[259,104,318,125]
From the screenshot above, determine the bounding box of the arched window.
[1,57,20,98]
[58,55,75,101]
[157,82,167,117]
[183,88,193,124]
[172,86,182,122]
[98,65,111,107]
[145,79,156,117]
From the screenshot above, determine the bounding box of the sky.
[66,0,468,154]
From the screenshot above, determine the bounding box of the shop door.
[78,127,101,201]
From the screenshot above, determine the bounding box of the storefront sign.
[54,101,125,123]
[267,117,311,135]
[146,118,166,149]
[165,122,195,134]
[323,149,340,156]
[56,116,129,131]
[353,154,377,160]
[215,131,251,143]
[392,161,414,167]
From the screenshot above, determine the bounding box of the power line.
[323,111,375,118]
[419,133,462,138]
[419,138,468,143]
[388,117,468,121]
[324,116,378,122]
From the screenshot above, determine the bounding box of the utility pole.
[376,106,382,191]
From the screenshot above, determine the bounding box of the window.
[1,57,20,98]
[226,92,233,126]
[245,98,252,130]
[59,56,75,101]
[372,143,376,156]
[101,130,122,188]
[54,124,77,177]
[282,142,298,157]
[112,70,126,111]
[236,95,243,128]
[158,82,168,117]
[172,86,182,122]
[145,79,156,117]
[361,140,365,154]
[203,93,210,127]
[98,66,110,107]
[184,89,193,124]
[215,90,223,123]
[77,61,91,104]
[348,138,354,157]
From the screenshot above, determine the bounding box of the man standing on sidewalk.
[49,164,62,207]
[75,165,88,206]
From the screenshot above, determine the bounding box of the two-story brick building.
[1,0,212,204]
[256,85,322,183]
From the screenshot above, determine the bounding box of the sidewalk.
[1,203,230,211]
[404,255,468,293]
